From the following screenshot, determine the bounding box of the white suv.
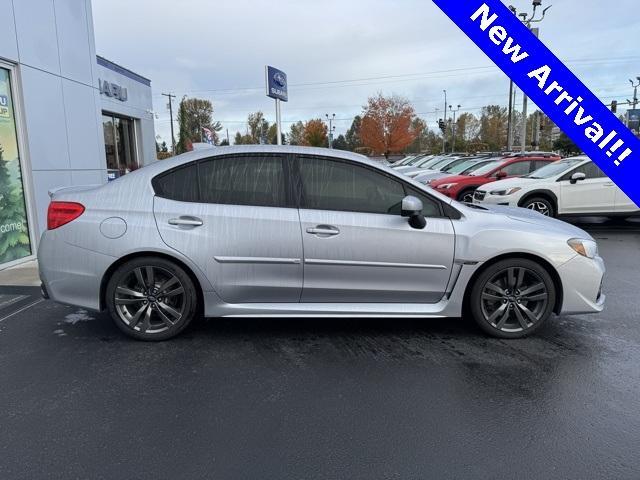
[473,156,638,218]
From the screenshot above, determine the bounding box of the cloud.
[92,0,640,143]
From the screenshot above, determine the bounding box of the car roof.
[136,145,375,176]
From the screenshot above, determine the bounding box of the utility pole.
[507,80,515,151]
[629,78,640,110]
[161,93,177,153]
[226,128,230,145]
[325,113,336,148]
[442,90,447,153]
[449,104,461,153]
[508,1,551,153]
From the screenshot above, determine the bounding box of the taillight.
[47,202,85,230]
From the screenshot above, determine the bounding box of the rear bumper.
[557,254,606,315]
[38,230,114,312]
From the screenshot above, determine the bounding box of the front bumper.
[473,190,516,206]
[557,254,606,315]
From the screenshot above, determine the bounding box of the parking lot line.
[0,298,44,323]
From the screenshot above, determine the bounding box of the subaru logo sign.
[266,66,288,102]
[0,95,7,107]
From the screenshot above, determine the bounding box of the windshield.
[395,156,416,166]
[414,155,435,167]
[442,157,474,172]
[469,159,504,176]
[429,157,457,170]
[406,155,430,166]
[526,158,584,179]
[417,156,447,169]
[460,159,494,174]
[447,159,483,174]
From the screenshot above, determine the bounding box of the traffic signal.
[611,100,618,113]
[438,119,446,133]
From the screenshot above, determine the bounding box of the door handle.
[168,216,203,227]
[306,225,340,236]
[604,182,615,187]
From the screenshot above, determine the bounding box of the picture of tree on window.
[0,68,31,265]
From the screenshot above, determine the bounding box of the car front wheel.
[106,257,198,341]
[469,259,556,339]
[522,197,555,217]
[457,189,476,203]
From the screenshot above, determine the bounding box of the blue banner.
[432,0,640,207]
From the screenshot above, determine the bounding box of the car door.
[493,160,534,180]
[558,162,615,214]
[153,154,303,304]
[295,155,455,303]
[615,185,639,213]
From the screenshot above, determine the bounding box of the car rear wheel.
[522,197,555,217]
[469,259,556,339]
[457,189,476,203]
[106,257,198,341]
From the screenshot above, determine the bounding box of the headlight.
[567,238,598,259]
[490,187,522,196]
[437,183,458,189]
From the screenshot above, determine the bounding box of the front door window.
[0,67,31,265]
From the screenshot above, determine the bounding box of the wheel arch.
[462,252,564,316]
[517,189,558,211]
[99,251,205,313]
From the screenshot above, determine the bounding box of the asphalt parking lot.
[1,217,639,479]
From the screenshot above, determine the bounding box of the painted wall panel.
[13,0,60,74]
[0,0,18,62]
[55,0,94,85]
[62,78,102,171]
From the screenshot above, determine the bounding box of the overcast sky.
[92,0,640,144]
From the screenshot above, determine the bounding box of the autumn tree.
[479,105,508,151]
[360,94,418,158]
[406,118,428,154]
[247,111,269,144]
[176,97,222,153]
[302,119,328,147]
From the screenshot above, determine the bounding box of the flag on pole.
[202,127,214,145]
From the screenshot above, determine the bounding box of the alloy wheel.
[461,191,475,203]
[480,267,549,333]
[526,201,551,216]
[114,266,186,334]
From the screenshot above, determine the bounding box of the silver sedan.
[38,145,605,341]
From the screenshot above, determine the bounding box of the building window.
[0,67,32,266]
[102,113,139,180]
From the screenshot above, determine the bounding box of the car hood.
[477,177,537,192]
[473,204,594,240]
[430,174,475,186]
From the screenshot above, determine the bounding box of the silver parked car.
[39,145,605,341]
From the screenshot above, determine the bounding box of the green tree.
[176,97,222,153]
[479,105,508,151]
[332,134,349,150]
[0,145,31,262]
[553,132,581,156]
[345,115,362,151]
[288,121,305,146]
[247,111,269,144]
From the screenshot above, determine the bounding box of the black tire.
[457,188,476,203]
[469,258,556,339]
[521,196,556,218]
[106,257,198,341]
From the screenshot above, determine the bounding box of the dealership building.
[0,0,156,270]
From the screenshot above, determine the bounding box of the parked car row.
[392,151,638,218]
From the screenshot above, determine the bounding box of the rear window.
[153,164,199,202]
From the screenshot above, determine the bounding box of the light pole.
[449,104,461,153]
[442,90,447,153]
[161,92,176,153]
[508,0,551,153]
[325,113,336,148]
[630,78,640,110]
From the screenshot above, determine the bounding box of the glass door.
[0,67,31,266]
[103,112,139,180]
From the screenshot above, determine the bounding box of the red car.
[429,153,561,203]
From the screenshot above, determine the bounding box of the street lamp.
[442,90,448,153]
[629,78,640,110]
[449,104,461,153]
[508,0,552,153]
[325,114,336,149]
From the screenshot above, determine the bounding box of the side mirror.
[496,171,508,180]
[401,195,426,230]
[570,172,586,184]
